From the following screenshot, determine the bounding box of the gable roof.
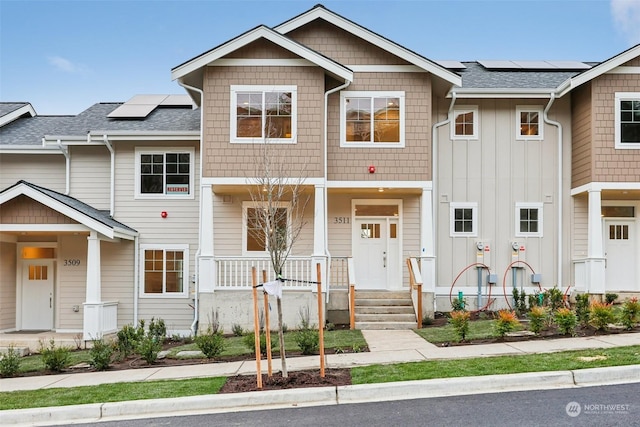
[273,4,461,87]
[0,103,36,127]
[171,25,354,100]
[0,180,137,240]
[557,43,640,96]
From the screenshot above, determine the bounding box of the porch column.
[586,189,605,293]
[312,184,327,291]
[84,231,102,340]
[199,184,215,293]
[420,187,435,292]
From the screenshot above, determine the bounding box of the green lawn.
[413,319,523,343]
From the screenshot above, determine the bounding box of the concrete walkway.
[2,330,640,393]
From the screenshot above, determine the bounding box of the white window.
[516,106,543,140]
[450,202,478,237]
[615,92,640,149]
[135,148,195,199]
[242,201,291,254]
[140,245,189,297]
[451,107,478,140]
[515,203,543,237]
[230,85,297,143]
[340,91,405,147]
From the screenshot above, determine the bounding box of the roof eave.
[448,88,558,99]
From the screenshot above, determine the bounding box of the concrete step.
[356,321,418,330]
[356,298,413,307]
[355,290,409,299]
[355,313,417,323]
[355,306,415,315]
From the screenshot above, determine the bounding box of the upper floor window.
[135,148,194,199]
[340,91,405,147]
[450,202,477,237]
[140,244,189,298]
[516,106,543,140]
[243,201,290,254]
[615,93,640,149]
[230,85,297,143]
[515,203,543,237]
[451,107,478,140]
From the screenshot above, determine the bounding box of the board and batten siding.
[112,141,200,333]
[0,154,66,192]
[436,97,572,288]
[0,241,17,330]
[68,145,111,210]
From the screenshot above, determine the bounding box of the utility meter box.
[476,241,491,266]
[511,242,526,263]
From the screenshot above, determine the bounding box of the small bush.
[620,297,640,330]
[0,346,21,377]
[421,316,434,326]
[325,322,335,331]
[554,307,577,336]
[231,323,245,337]
[494,310,519,338]
[512,288,527,317]
[528,292,543,309]
[528,306,548,335]
[575,293,590,326]
[242,332,276,356]
[116,323,145,359]
[195,327,226,359]
[451,297,466,311]
[605,293,618,305]
[148,317,167,343]
[39,339,70,372]
[89,338,114,371]
[449,310,470,342]
[546,287,565,311]
[136,334,162,365]
[589,301,614,331]
[294,328,319,355]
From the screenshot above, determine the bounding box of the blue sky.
[2,0,640,115]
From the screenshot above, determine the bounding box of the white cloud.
[47,56,88,73]
[611,0,640,45]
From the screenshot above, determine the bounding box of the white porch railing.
[215,256,313,289]
[330,256,350,290]
[83,301,118,341]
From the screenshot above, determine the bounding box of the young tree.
[246,139,310,378]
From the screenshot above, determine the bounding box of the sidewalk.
[2,331,640,425]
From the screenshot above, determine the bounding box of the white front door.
[21,261,54,330]
[353,217,400,289]
[605,220,637,291]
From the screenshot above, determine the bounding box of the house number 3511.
[64,259,81,266]
[334,217,350,224]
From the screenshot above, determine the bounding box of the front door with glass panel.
[352,203,400,290]
[605,220,637,291]
[21,260,54,330]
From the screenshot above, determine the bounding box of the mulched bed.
[219,368,352,393]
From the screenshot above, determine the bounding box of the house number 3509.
[64,259,81,266]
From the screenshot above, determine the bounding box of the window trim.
[451,106,479,140]
[516,106,544,141]
[450,202,478,237]
[242,201,292,255]
[134,148,195,200]
[515,202,543,237]
[139,244,189,298]
[614,92,640,149]
[230,85,297,144]
[340,91,406,148]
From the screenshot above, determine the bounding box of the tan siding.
[0,195,79,224]
[327,72,432,181]
[571,84,593,187]
[0,241,17,329]
[327,194,353,256]
[202,66,324,178]
[287,21,412,66]
[69,146,110,210]
[0,154,66,192]
[591,71,640,182]
[226,39,299,59]
[572,195,588,257]
[57,235,88,330]
[101,240,135,329]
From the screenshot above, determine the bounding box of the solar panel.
[107,94,193,118]
[107,104,156,118]
[435,60,466,69]
[160,94,193,106]
[478,60,591,70]
[546,61,591,70]
[512,61,555,69]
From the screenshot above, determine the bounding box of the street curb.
[572,365,640,386]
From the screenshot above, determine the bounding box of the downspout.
[102,135,115,217]
[177,79,204,336]
[57,139,70,195]
[543,93,563,289]
[324,79,351,303]
[431,91,457,311]
[133,235,139,324]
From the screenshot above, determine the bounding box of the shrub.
[421,316,434,326]
[116,322,145,359]
[242,332,276,356]
[136,333,162,365]
[231,323,245,337]
[512,288,527,317]
[575,293,590,326]
[620,297,640,330]
[605,293,618,305]
[554,307,577,336]
[494,310,519,338]
[451,297,466,311]
[148,317,167,343]
[0,346,21,377]
[294,328,319,355]
[589,301,614,331]
[528,292,543,308]
[546,287,565,311]
[39,339,70,372]
[449,310,470,342]
[89,338,114,371]
[195,327,226,359]
[528,306,547,335]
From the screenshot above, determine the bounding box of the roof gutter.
[177,78,204,336]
